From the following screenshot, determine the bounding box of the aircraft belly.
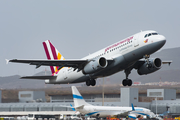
[93,55,131,77]
[89,110,125,117]
[51,69,86,84]
[123,48,144,62]
[123,40,165,62]
[69,75,89,83]
[145,40,166,54]
[93,41,162,77]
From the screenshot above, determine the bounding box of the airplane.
[71,86,156,119]
[6,30,171,86]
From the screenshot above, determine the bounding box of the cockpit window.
[144,34,147,38]
[144,32,159,38]
[148,33,151,37]
[152,33,158,35]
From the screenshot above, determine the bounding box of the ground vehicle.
[28,114,55,120]
[71,114,82,120]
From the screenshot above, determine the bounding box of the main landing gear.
[86,79,96,86]
[122,54,151,86]
[122,79,132,86]
[144,54,152,68]
[122,69,132,86]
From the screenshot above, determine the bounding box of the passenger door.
[134,34,139,47]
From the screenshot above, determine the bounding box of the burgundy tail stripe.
[43,42,51,60]
[43,42,55,74]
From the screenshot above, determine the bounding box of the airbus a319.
[7,30,171,86]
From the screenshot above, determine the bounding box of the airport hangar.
[0,88,180,114]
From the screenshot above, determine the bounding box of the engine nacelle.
[137,58,162,75]
[128,114,137,119]
[82,57,108,74]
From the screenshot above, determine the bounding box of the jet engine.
[137,58,162,75]
[82,57,108,74]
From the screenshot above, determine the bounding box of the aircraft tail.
[72,86,92,108]
[131,103,135,111]
[42,40,65,75]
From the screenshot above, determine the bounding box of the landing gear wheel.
[86,80,91,86]
[122,79,132,86]
[90,79,96,86]
[122,79,127,86]
[127,79,132,86]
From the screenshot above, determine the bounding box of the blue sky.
[0,1,180,76]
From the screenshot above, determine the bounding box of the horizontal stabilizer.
[21,75,57,80]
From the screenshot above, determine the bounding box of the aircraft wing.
[8,59,88,69]
[21,75,57,79]
[162,60,172,65]
[133,59,172,69]
[7,59,114,70]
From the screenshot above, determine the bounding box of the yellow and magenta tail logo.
[54,52,65,74]
[43,40,65,75]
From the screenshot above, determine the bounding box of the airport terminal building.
[0,88,179,114]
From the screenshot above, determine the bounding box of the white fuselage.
[45,30,166,84]
[77,105,155,118]
[71,86,156,119]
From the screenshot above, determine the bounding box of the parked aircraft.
[72,86,156,118]
[7,30,171,86]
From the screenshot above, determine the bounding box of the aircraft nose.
[157,35,166,46]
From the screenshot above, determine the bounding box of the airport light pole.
[102,77,104,106]
[156,97,157,115]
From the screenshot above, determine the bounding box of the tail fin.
[42,40,65,75]
[131,103,135,111]
[71,86,92,108]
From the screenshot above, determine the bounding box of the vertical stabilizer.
[42,40,65,75]
[131,103,135,111]
[72,86,92,108]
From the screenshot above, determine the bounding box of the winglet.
[131,103,135,111]
[162,61,172,66]
[5,59,9,64]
